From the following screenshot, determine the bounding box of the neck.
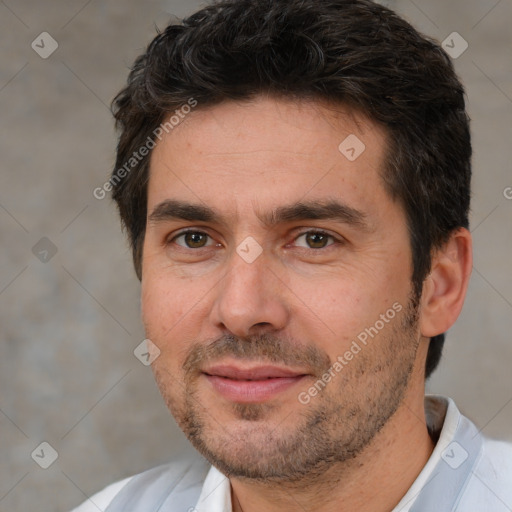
[230,393,434,512]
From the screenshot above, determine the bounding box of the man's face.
[142,97,422,481]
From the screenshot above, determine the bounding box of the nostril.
[254,322,272,329]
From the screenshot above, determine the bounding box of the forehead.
[147,96,392,222]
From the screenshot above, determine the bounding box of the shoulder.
[477,437,512,482]
[70,476,132,512]
[477,437,512,480]
[457,437,512,511]
[70,457,211,512]
[483,437,512,459]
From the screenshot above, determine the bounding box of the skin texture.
[141,96,472,512]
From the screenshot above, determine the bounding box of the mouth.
[202,363,309,403]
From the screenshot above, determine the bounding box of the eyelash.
[168,229,341,251]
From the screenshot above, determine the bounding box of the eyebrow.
[148,198,371,231]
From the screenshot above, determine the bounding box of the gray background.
[0,0,511,511]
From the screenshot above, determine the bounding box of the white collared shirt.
[72,395,512,512]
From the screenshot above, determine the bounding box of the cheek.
[296,271,371,320]
[141,275,186,341]
[295,268,407,350]
[141,272,213,359]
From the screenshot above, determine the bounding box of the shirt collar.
[194,462,231,512]
[193,395,468,512]
[393,394,459,511]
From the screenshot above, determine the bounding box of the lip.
[203,364,309,403]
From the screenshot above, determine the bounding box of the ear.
[420,228,472,337]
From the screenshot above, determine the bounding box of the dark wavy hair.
[110,0,472,379]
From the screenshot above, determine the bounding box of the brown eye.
[295,231,336,249]
[173,231,212,249]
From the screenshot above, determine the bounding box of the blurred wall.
[1,1,511,510]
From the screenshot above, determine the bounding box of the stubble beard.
[152,296,420,485]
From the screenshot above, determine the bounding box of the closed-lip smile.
[202,363,309,403]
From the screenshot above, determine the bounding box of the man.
[74,0,512,510]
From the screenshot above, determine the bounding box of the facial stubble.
[152,297,420,484]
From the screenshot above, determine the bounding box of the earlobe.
[420,228,473,337]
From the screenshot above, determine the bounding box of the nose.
[209,245,289,338]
